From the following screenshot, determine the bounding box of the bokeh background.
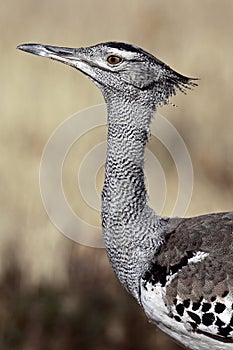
[1,0,233,349]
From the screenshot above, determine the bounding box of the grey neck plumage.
[101,88,167,301]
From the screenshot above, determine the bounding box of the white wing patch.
[166,251,209,286]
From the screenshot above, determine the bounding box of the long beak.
[17,43,83,68]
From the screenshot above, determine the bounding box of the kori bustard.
[17,41,233,350]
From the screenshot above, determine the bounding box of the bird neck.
[102,92,154,219]
[101,91,166,300]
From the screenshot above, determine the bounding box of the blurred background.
[1,0,233,349]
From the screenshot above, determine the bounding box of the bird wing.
[140,212,233,346]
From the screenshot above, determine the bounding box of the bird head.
[17,41,197,106]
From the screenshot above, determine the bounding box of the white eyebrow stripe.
[107,48,137,59]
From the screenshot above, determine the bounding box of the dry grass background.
[1,0,233,349]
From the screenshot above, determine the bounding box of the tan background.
[1,1,233,349]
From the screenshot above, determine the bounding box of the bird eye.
[107,55,122,65]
